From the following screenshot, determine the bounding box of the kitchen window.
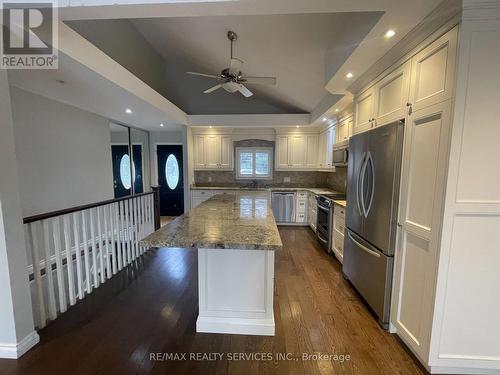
[235,147,273,179]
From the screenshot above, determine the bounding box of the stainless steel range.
[316,192,346,252]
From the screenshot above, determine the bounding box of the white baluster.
[103,204,111,279]
[81,210,91,294]
[120,200,127,267]
[42,220,57,320]
[52,218,67,313]
[89,207,99,288]
[109,203,117,275]
[73,213,84,300]
[133,197,139,259]
[96,206,105,284]
[29,222,47,327]
[139,196,145,254]
[124,199,131,264]
[114,202,123,271]
[63,215,76,306]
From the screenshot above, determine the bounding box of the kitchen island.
[141,192,282,336]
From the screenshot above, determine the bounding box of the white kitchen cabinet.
[353,87,375,134]
[335,115,352,143]
[275,133,319,170]
[192,134,233,171]
[374,60,411,126]
[288,135,306,168]
[318,126,335,169]
[408,27,457,113]
[295,191,308,224]
[308,192,317,232]
[331,203,346,263]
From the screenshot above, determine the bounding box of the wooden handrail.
[23,191,156,224]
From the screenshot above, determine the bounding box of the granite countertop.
[333,200,347,208]
[140,192,283,251]
[191,186,341,195]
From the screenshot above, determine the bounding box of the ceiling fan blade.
[228,58,243,76]
[187,71,221,80]
[238,84,253,97]
[203,84,222,94]
[240,76,277,85]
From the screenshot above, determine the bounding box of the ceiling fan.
[186,30,277,97]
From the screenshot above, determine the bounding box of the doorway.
[156,144,184,216]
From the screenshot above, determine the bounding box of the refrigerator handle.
[348,232,381,258]
[357,152,366,217]
[364,152,375,217]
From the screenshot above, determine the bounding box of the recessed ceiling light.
[322,117,327,122]
[125,108,132,114]
[335,109,339,112]
[346,72,353,79]
[385,29,396,39]
[209,126,213,129]
[296,125,300,128]
[160,123,164,127]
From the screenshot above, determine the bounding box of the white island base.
[196,248,275,336]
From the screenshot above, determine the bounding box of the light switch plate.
[284,177,291,183]
[208,177,212,182]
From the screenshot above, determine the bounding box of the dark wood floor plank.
[0,227,428,375]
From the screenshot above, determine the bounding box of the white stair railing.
[23,191,157,329]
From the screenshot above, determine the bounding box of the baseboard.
[196,316,275,336]
[431,365,500,374]
[0,331,40,359]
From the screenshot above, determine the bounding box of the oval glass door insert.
[165,154,179,190]
[120,154,132,189]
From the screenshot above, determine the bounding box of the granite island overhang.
[140,192,282,336]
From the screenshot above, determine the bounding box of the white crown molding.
[0,331,40,359]
[463,0,500,19]
[348,0,462,95]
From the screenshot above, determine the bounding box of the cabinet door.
[305,135,318,168]
[193,135,206,169]
[354,87,375,134]
[409,27,457,112]
[204,135,220,169]
[325,127,335,168]
[375,60,411,125]
[276,135,289,169]
[219,135,233,170]
[317,131,327,168]
[391,101,452,361]
[288,135,306,168]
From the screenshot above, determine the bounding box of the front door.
[157,145,184,216]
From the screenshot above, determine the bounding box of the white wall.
[0,72,37,357]
[10,87,114,217]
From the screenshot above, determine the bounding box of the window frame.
[235,147,273,180]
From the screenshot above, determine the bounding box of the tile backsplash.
[194,168,347,193]
[193,139,348,193]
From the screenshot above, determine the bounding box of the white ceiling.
[8,52,186,131]
[130,12,382,114]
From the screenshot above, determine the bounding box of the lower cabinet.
[331,203,346,263]
[308,192,317,232]
[295,191,308,223]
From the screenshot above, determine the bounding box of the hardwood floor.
[0,227,428,375]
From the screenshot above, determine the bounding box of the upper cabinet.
[318,126,335,170]
[193,134,233,170]
[353,87,375,134]
[408,27,457,113]
[374,60,411,126]
[352,26,458,136]
[275,133,318,170]
[336,115,353,143]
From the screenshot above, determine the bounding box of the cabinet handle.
[406,102,413,115]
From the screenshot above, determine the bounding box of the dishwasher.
[271,192,296,224]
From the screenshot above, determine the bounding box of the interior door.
[111,145,131,198]
[157,145,184,216]
[362,121,404,255]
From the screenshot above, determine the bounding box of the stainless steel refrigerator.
[343,120,404,329]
